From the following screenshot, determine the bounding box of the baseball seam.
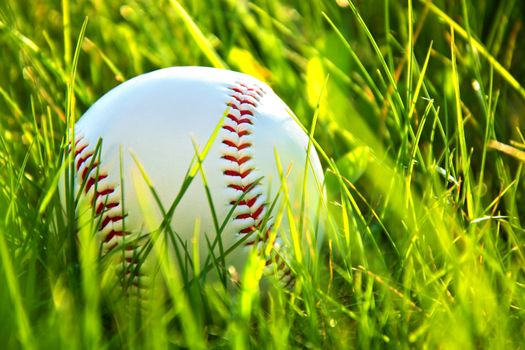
[221,81,293,287]
[71,136,145,292]
[70,81,293,290]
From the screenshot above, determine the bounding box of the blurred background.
[2,0,525,200]
[1,0,525,348]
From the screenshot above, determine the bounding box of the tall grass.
[1,0,525,348]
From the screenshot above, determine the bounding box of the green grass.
[1,0,525,348]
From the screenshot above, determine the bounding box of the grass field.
[1,0,525,348]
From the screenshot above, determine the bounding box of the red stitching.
[251,204,265,220]
[223,169,253,178]
[222,125,236,133]
[222,126,251,137]
[222,155,250,165]
[100,214,126,230]
[96,201,118,215]
[223,82,268,238]
[85,173,108,193]
[94,188,115,201]
[76,152,94,170]
[71,135,142,292]
[74,144,88,157]
[232,194,260,207]
[104,229,125,242]
[226,113,254,125]
[235,213,252,220]
[230,94,257,106]
[234,204,264,221]
[81,162,99,180]
[222,81,293,286]
[228,183,259,192]
[240,226,256,234]
[221,139,252,150]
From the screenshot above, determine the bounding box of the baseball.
[63,66,324,297]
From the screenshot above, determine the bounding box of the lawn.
[1,0,525,348]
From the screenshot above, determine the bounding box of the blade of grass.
[423,0,525,100]
[168,0,226,69]
[450,25,474,219]
[345,0,405,112]
[62,0,71,68]
[0,233,35,350]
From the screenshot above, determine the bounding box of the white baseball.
[64,66,323,295]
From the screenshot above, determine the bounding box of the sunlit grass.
[1,0,525,348]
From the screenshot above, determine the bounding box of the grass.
[1,0,525,348]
